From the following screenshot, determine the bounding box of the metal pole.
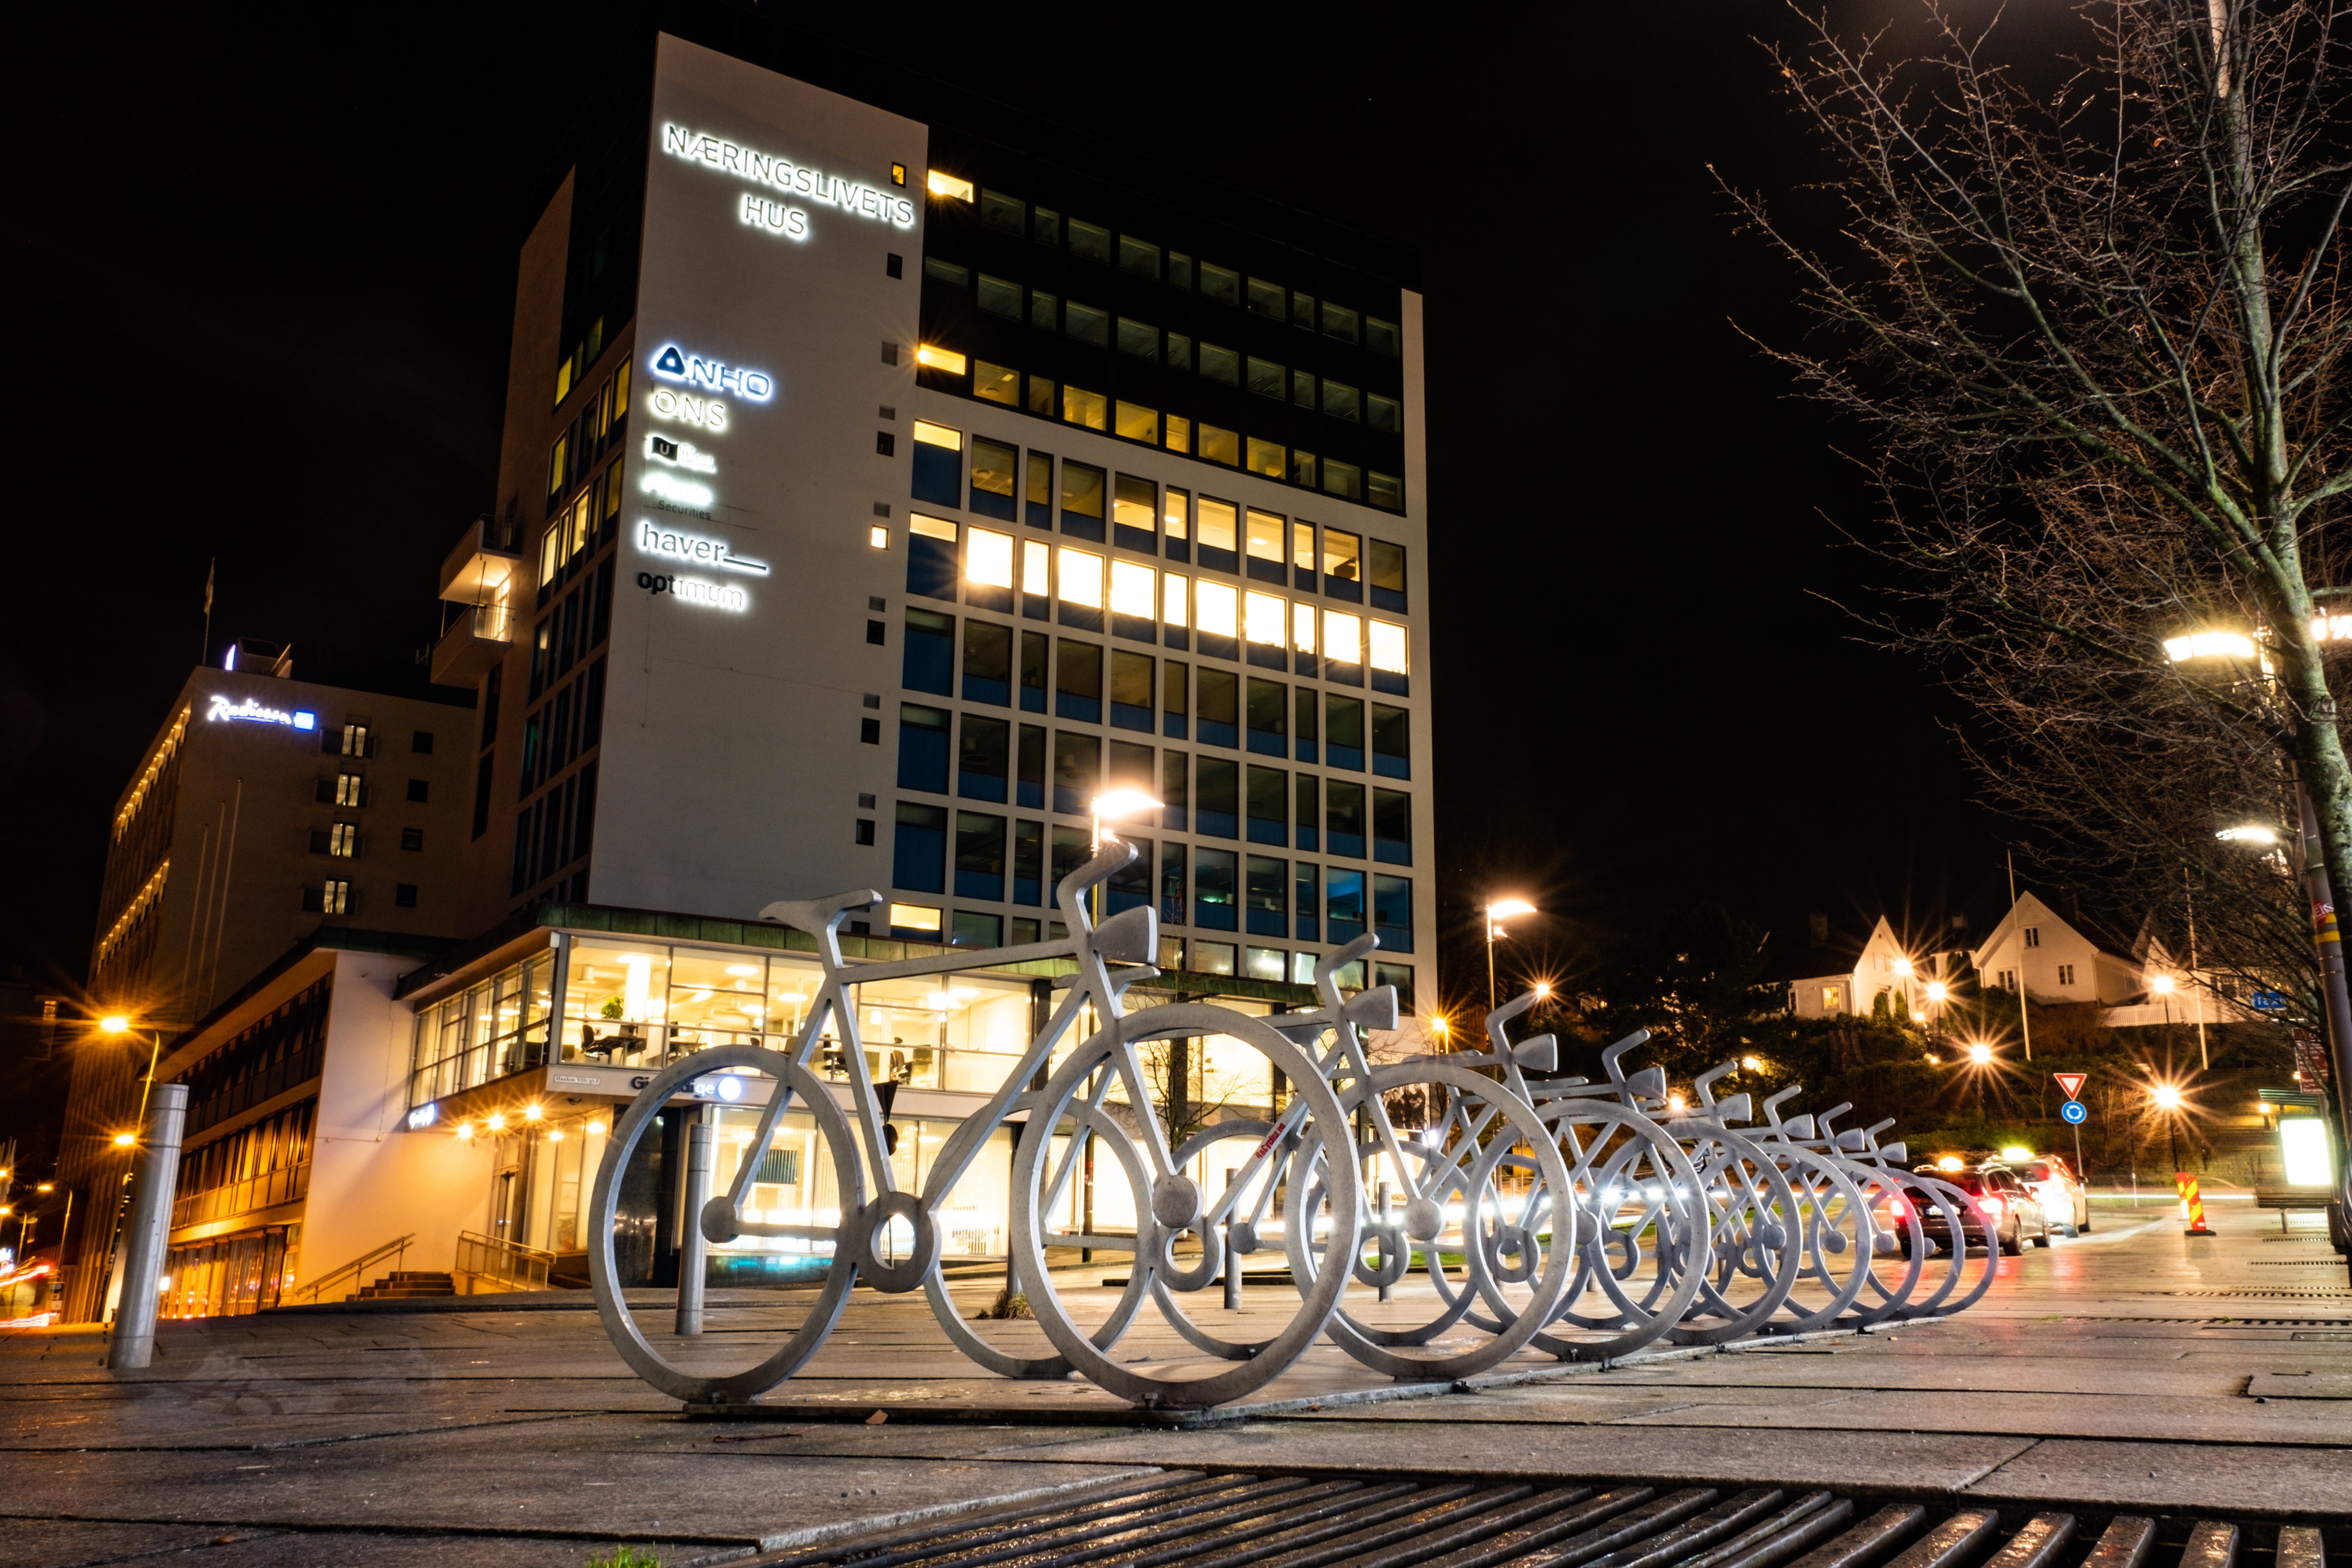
[675,1118,713,1336]
[2185,868,2209,1073]
[1485,919,1496,1015]
[2008,852,2034,1064]
[107,1084,187,1371]
[2295,780,2352,1096]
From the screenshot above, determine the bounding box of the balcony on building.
[431,514,522,687]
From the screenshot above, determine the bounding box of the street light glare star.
[1968,1042,1993,1065]
[1090,789,1163,821]
[1925,981,1949,1003]
[2153,1084,2184,1110]
[2151,975,2176,994]
[98,1015,132,1035]
[1485,898,1537,920]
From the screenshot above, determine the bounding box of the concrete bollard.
[676,1119,714,1335]
[108,1085,189,1371]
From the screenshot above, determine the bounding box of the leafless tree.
[1726,0,2352,1022]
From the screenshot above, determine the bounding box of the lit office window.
[1197,581,1238,639]
[1198,498,1238,557]
[1369,621,1409,674]
[966,527,1015,589]
[1162,573,1189,628]
[1243,592,1286,647]
[1245,510,1284,567]
[1109,561,1155,618]
[1022,540,1050,597]
[890,902,944,937]
[1246,438,1285,478]
[1115,402,1158,444]
[1324,611,1362,666]
[1164,489,1190,544]
[1292,602,1316,654]
[1057,548,1103,609]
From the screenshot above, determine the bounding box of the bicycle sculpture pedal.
[587,855,1997,1411]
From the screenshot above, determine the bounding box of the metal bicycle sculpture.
[587,846,2008,1410]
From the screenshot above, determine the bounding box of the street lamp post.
[1483,899,1537,1014]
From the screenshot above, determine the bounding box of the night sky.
[0,1,2009,1028]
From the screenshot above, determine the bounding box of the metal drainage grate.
[756,1470,2333,1568]
[2166,1288,2352,1298]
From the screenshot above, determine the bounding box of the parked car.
[1900,1161,2053,1256]
[2013,1152,2090,1233]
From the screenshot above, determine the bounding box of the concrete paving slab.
[0,1418,1156,1552]
[1966,1436,2352,1519]
[1013,1419,2038,1492]
[0,1519,264,1568]
[2243,1370,2352,1399]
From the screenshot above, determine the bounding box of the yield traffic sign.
[2054,1072,2087,1102]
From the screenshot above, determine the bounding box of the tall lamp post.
[1483,898,1537,1014]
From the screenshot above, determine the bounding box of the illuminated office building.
[442,27,1436,998]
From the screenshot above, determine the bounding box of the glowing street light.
[1483,898,1537,1011]
[2152,1083,2183,1111]
[1925,980,1949,1004]
[1968,1042,1993,1066]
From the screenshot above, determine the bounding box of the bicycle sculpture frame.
[588,845,2011,1409]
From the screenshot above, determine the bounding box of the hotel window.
[1326,779,1366,858]
[1115,402,1159,444]
[1160,843,1187,925]
[904,609,954,695]
[1053,731,1101,815]
[1373,789,1412,865]
[1244,510,1285,581]
[1019,630,1049,712]
[969,438,1017,520]
[1162,660,1189,740]
[981,189,1024,233]
[1247,855,1287,936]
[2057,964,2076,986]
[959,714,1010,802]
[1117,317,1159,358]
[333,772,363,807]
[1247,767,1287,847]
[1065,301,1109,346]
[1160,748,1189,831]
[328,822,358,858]
[907,515,958,601]
[1063,385,1108,432]
[978,274,1022,318]
[1055,638,1102,722]
[1197,498,1239,569]
[1013,819,1043,904]
[955,812,1007,901]
[1111,650,1154,731]
[1195,847,1238,930]
[893,805,947,894]
[1368,317,1401,355]
[1246,437,1285,479]
[898,704,952,793]
[1326,868,1364,942]
[1247,357,1286,399]
[1113,474,1155,552]
[1246,679,1287,756]
[1023,451,1054,529]
[321,879,350,915]
[1372,874,1413,951]
[1200,343,1240,385]
[965,527,1015,609]
[963,622,1012,705]
[911,422,962,507]
[1056,548,1104,629]
[1372,704,1410,779]
[342,723,371,758]
[1110,561,1156,637]
[975,360,1019,406]
[1198,757,1239,837]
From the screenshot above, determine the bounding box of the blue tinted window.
[912,430,961,507]
[893,802,946,893]
[1197,759,1238,839]
[955,811,1006,901]
[904,610,954,695]
[1373,874,1413,952]
[1195,848,1238,931]
[897,704,951,793]
[958,715,1009,802]
[1326,869,1365,943]
[1373,788,1411,865]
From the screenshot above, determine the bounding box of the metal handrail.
[454,1229,555,1293]
[290,1232,416,1304]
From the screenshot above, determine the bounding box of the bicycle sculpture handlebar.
[587,860,2006,1409]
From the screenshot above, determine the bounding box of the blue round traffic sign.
[2060,1100,2088,1125]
